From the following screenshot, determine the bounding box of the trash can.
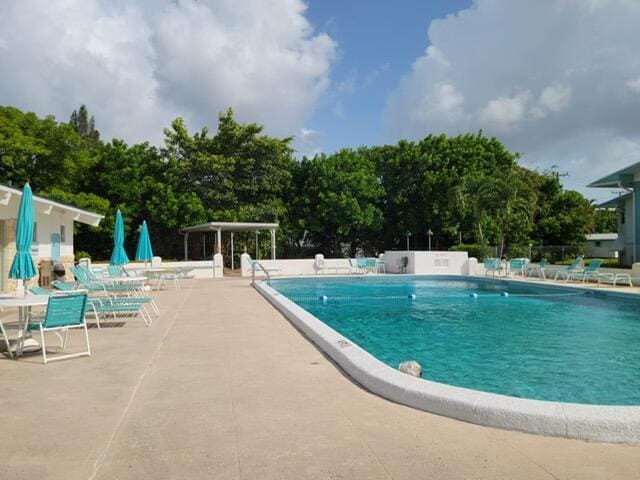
[53,262,66,282]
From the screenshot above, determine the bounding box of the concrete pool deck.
[1,278,640,479]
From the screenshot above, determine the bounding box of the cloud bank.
[384,0,640,198]
[0,0,336,147]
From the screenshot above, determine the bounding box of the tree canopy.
[0,105,609,261]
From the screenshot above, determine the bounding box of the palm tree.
[449,175,495,245]
[484,169,536,257]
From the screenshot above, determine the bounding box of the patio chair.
[27,292,90,364]
[347,258,359,274]
[526,258,547,279]
[365,257,377,273]
[356,257,367,273]
[553,255,584,280]
[484,258,503,278]
[508,258,528,277]
[108,265,123,277]
[399,256,409,274]
[566,259,603,283]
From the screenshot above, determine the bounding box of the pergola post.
[183,232,189,260]
[270,228,276,260]
[634,182,640,263]
[231,232,235,270]
[255,231,259,260]
[216,228,222,254]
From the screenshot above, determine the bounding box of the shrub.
[75,250,91,261]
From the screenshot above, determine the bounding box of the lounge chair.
[597,272,640,287]
[28,292,90,364]
[553,255,584,280]
[53,280,155,328]
[567,259,603,283]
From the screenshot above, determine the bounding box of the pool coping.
[254,274,640,443]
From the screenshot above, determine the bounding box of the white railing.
[251,261,271,286]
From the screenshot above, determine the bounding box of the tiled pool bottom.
[257,275,640,442]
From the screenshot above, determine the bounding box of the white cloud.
[627,77,640,93]
[539,84,572,113]
[384,0,640,200]
[480,92,531,130]
[0,0,336,144]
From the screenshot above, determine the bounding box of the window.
[595,241,601,247]
[60,225,66,242]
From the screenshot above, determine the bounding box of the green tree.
[70,104,100,142]
[293,149,384,256]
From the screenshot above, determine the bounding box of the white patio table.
[104,276,147,284]
[0,295,49,357]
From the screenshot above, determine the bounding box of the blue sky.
[305,0,471,154]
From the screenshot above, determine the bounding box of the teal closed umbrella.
[9,183,37,281]
[135,220,154,263]
[109,209,129,266]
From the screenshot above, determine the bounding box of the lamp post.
[427,229,433,251]
[406,231,411,251]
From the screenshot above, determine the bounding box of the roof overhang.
[596,192,632,209]
[588,161,640,188]
[181,222,279,233]
[0,184,104,227]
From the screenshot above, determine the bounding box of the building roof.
[585,233,618,241]
[596,192,632,208]
[181,222,279,233]
[0,183,104,227]
[588,160,640,188]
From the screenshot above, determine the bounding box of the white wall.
[240,256,350,277]
[0,195,75,260]
[34,210,74,258]
[122,260,216,279]
[242,251,472,278]
[383,251,470,275]
[585,239,617,258]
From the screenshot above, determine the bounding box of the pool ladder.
[251,261,271,286]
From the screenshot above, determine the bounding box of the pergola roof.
[181,222,278,233]
[588,161,640,188]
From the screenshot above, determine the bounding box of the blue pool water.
[270,276,640,405]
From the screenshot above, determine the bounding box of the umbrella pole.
[16,279,25,298]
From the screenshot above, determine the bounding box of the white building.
[589,161,640,267]
[584,233,618,258]
[0,183,103,292]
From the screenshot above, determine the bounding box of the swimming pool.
[270,276,640,406]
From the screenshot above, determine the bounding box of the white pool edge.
[254,277,640,443]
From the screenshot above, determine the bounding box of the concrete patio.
[1,278,639,479]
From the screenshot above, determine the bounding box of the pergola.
[180,222,279,269]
